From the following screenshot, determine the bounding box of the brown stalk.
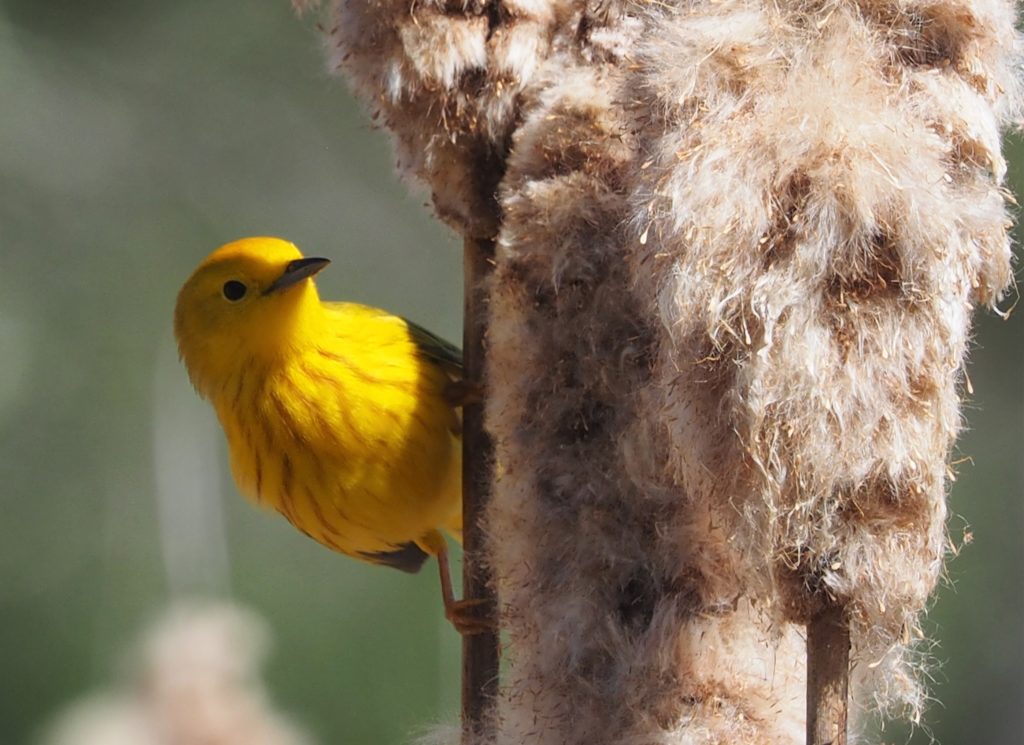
[462,235,499,744]
[807,604,850,745]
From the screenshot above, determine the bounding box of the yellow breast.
[213,303,462,559]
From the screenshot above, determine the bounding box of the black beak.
[263,257,331,296]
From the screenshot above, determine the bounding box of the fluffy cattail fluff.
[302,0,1021,738]
[41,603,312,745]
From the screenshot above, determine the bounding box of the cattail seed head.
[307,0,1021,736]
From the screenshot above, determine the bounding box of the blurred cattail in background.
[152,339,232,599]
[40,603,314,745]
[39,349,312,745]
[298,0,1022,740]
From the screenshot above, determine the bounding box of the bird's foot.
[445,597,495,636]
[443,379,485,408]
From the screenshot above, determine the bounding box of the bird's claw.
[443,380,485,408]
[446,597,495,636]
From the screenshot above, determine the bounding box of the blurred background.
[0,2,1019,744]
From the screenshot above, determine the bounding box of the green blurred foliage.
[0,3,1019,744]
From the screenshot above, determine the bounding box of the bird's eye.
[222,280,247,302]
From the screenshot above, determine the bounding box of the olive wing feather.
[403,317,463,377]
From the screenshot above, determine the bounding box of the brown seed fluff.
[300,0,1021,738]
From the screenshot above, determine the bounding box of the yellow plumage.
[175,237,473,623]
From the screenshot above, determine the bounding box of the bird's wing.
[324,301,463,376]
[403,317,464,378]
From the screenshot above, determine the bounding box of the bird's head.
[174,236,330,398]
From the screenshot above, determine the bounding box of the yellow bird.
[174,236,477,631]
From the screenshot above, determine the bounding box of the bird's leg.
[443,379,485,408]
[437,547,493,635]
[420,530,493,635]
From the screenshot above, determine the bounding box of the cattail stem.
[461,235,499,743]
[807,604,850,745]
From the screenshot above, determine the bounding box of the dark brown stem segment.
[807,604,850,745]
[462,235,499,744]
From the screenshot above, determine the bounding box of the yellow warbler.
[174,237,476,630]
